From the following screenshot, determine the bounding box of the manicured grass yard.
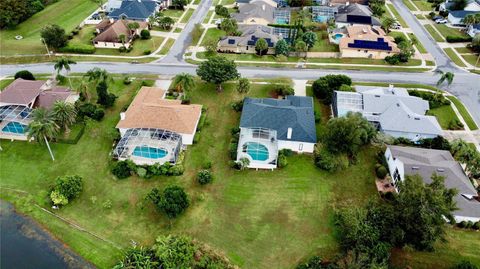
[424,24,444,42]
[159,38,175,54]
[455,47,475,54]
[434,24,469,39]
[412,0,434,11]
[443,48,467,67]
[403,0,418,11]
[426,105,463,130]
[200,28,226,46]
[310,31,340,52]
[180,9,195,23]
[0,0,98,56]
[461,54,480,67]
[162,8,185,18]
[408,33,428,53]
[0,79,14,90]
[203,11,214,23]
[446,96,479,130]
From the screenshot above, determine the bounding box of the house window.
[299,143,303,151]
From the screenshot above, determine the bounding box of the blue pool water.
[2,122,27,134]
[276,18,289,24]
[334,33,344,41]
[245,142,269,161]
[132,146,168,159]
[315,15,329,22]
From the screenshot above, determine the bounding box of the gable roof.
[94,19,147,43]
[232,1,276,23]
[116,87,202,134]
[240,96,317,143]
[35,87,76,109]
[0,79,46,106]
[387,145,480,219]
[219,25,279,47]
[339,25,400,52]
[448,10,478,18]
[335,3,381,25]
[108,0,157,20]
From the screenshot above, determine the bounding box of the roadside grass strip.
[446,96,479,130]
[443,48,467,67]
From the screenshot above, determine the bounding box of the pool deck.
[120,141,179,165]
[0,121,29,141]
[237,128,278,170]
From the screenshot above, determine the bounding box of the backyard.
[0,0,98,56]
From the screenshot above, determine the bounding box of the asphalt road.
[0,0,479,126]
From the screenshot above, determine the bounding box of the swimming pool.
[315,15,329,22]
[245,142,269,161]
[276,18,289,24]
[2,122,27,134]
[132,146,168,159]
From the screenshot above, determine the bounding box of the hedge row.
[59,44,96,54]
[446,35,472,43]
[56,122,86,145]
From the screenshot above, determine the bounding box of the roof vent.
[262,4,265,10]
[287,127,292,139]
[120,112,126,120]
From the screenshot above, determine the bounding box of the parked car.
[432,15,444,21]
[435,19,448,24]
[391,23,401,29]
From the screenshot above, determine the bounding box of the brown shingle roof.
[0,79,45,106]
[35,87,75,109]
[94,20,147,43]
[116,87,202,134]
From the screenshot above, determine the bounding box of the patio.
[237,127,279,170]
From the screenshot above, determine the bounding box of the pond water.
[0,200,95,269]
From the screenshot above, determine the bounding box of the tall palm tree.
[119,34,126,46]
[28,108,59,161]
[381,17,397,33]
[84,67,111,88]
[173,73,195,95]
[78,80,91,102]
[54,57,77,88]
[51,101,77,133]
[436,70,455,87]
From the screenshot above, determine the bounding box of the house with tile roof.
[93,19,148,49]
[237,96,316,169]
[232,0,277,25]
[114,87,202,165]
[385,145,480,222]
[334,3,381,27]
[108,0,158,21]
[332,85,442,141]
[218,25,280,54]
[0,79,78,140]
[338,25,400,59]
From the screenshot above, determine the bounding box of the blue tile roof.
[109,0,157,20]
[240,96,317,143]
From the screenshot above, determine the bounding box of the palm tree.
[436,70,455,87]
[295,40,308,59]
[51,101,77,133]
[78,80,91,101]
[381,17,397,33]
[173,73,195,95]
[28,108,59,161]
[119,34,126,46]
[84,67,111,88]
[54,57,77,88]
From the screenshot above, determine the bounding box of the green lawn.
[0,77,380,269]
[203,10,214,23]
[415,14,426,19]
[159,38,175,54]
[0,55,158,65]
[446,96,479,130]
[461,54,480,67]
[69,25,96,46]
[434,24,469,39]
[310,31,340,52]
[91,37,164,56]
[427,105,463,130]
[424,24,444,42]
[443,48,467,67]
[0,0,98,56]
[180,9,195,23]
[387,3,408,28]
[0,79,14,90]
[163,8,185,18]
[455,47,475,54]
[403,0,418,11]
[412,0,434,11]
[408,33,428,53]
[200,28,226,46]
[388,31,408,41]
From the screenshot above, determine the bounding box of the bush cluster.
[457,220,480,230]
[111,160,184,179]
[408,90,450,109]
[76,102,105,121]
[231,100,244,112]
[312,75,352,105]
[58,44,96,54]
[314,146,349,172]
[148,186,189,218]
[274,84,295,96]
[50,175,83,206]
[375,164,388,179]
[229,127,240,161]
[140,29,150,39]
[14,70,35,80]
[197,170,213,185]
[446,36,472,43]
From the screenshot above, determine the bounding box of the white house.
[114,86,202,165]
[467,24,480,37]
[385,145,480,223]
[332,85,443,142]
[237,96,317,169]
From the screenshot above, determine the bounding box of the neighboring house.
[312,5,338,23]
[0,79,78,141]
[232,0,277,25]
[237,96,317,169]
[218,25,279,54]
[105,0,123,12]
[385,145,480,223]
[467,24,480,37]
[108,0,158,21]
[440,0,480,12]
[93,19,148,49]
[447,10,479,26]
[115,86,202,165]
[338,25,400,59]
[332,85,443,141]
[334,3,381,27]
[330,0,369,5]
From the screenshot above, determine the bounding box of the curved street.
[0,0,479,125]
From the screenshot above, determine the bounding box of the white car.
[435,19,448,24]
[391,23,401,29]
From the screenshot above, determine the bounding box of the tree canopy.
[40,24,67,49]
[196,56,239,92]
[255,38,268,56]
[275,39,290,56]
[148,186,190,218]
[14,70,35,80]
[312,74,352,104]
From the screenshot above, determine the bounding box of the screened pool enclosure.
[113,128,182,165]
[237,127,278,170]
[0,105,33,139]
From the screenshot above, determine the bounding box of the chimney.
[120,112,126,120]
[287,128,292,139]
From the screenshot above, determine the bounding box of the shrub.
[274,84,294,96]
[119,46,127,52]
[14,70,35,80]
[236,157,250,170]
[295,255,324,269]
[407,90,450,109]
[457,221,467,228]
[92,108,105,121]
[279,148,294,157]
[123,76,132,85]
[278,154,288,168]
[314,111,321,123]
[314,146,349,172]
[149,186,190,218]
[50,175,83,205]
[451,260,479,269]
[231,100,244,112]
[376,166,388,179]
[140,29,151,39]
[197,170,213,185]
[143,49,151,55]
[137,167,147,178]
[58,44,95,54]
[385,54,401,65]
[473,221,480,230]
[466,221,474,229]
[112,161,132,179]
[50,190,69,206]
[202,160,212,169]
[446,36,472,43]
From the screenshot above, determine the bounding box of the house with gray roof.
[467,24,480,37]
[218,25,279,54]
[385,145,480,222]
[237,96,317,169]
[447,10,480,25]
[332,85,442,141]
[334,3,381,27]
[108,0,158,21]
[232,0,277,25]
